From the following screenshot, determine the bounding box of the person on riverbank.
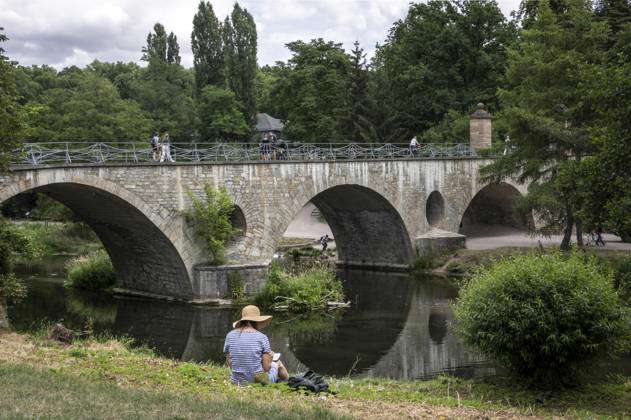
[223,305,289,385]
[150,132,160,161]
[160,132,174,163]
[320,234,329,251]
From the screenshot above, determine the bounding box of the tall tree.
[224,3,258,129]
[191,1,224,92]
[142,23,181,66]
[481,0,609,249]
[0,28,24,172]
[347,41,370,142]
[167,33,181,65]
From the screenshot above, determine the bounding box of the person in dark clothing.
[320,234,329,251]
[595,226,605,246]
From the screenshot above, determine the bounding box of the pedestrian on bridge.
[160,132,174,163]
[150,132,160,161]
[410,136,419,158]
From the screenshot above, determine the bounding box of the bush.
[453,252,630,386]
[65,250,117,291]
[255,262,344,313]
[613,257,631,303]
[183,185,239,265]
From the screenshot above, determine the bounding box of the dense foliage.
[65,250,117,291]
[255,262,344,313]
[0,219,37,301]
[454,253,630,386]
[0,27,24,171]
[183,184,239,265]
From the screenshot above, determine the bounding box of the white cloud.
[0,0,522,68]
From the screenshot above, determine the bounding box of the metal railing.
[12,142,479,167]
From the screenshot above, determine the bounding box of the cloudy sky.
[1,0,521,69]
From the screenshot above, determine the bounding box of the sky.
[1,0,521,69]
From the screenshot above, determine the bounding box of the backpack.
[287,371,330,393]
[150,136,158,147]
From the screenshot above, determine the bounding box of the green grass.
[0,333,629,418]
[65,249,117,290]
[0,362,343,419]
[255,262,344,312]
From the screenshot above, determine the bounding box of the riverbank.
[12,221,102,261]
[0,331,629,418]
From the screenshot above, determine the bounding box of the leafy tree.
[0,28,25,171]
[594,0,631,47]
[142,23,169,65]
[224,3,258,129]
[197,85,249,141]
[481,0,608,249]
[373,0,516,140]
[191,1,225,92]
[269,39,351,142]
[576,29,631,241]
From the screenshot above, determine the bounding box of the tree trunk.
[576,218,584,248]
[560,207,574,251]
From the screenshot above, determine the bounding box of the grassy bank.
[13,221,103,260]
[0,331,629,418]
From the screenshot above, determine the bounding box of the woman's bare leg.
[277,361,289,382]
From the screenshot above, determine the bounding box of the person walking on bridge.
[150,132,160,161]
[410,136,419,157]
[160,132,174,163]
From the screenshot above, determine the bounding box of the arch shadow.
[459,182,533,236]
[2,182,192,299]
[308,185,414,267]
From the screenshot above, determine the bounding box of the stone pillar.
[469,103,492,150]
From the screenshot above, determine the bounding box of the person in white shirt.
[410,136,419,157]
[160,132,175,163]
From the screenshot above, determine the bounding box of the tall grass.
[255,262,344,313]
[64,250,117,291]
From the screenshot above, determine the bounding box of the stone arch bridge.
[0,158,527,301]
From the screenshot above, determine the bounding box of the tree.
[481,0,608,249]
[224,3,258,129]
[347,41,370,142]
[268,39,351,142]
[373,0,516,141]
[197,85,249,141]
[0,28,25,172]
[142,23,181,66]
[191,1,225,92]
[576,28,631,241]
[167,33,181,65]
[594,0,631,47]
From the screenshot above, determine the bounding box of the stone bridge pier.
[1,157,527,301]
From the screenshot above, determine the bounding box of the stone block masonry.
[0,159,526,300]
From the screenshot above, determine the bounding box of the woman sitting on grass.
[223,305,289,385]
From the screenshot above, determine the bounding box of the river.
[7,258,630,380]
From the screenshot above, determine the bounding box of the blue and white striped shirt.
[223,329,272,385]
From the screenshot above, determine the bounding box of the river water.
[7,258,630,380]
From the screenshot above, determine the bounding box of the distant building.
[255,113,284,139]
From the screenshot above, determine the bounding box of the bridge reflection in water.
[107,270,493,380]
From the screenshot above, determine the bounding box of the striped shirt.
[223,329,272,385]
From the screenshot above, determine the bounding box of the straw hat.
[233,305,273,329]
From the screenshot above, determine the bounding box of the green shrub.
[613,257,631,303]
[255,262,344,313]
[226,271,245,301]
[65,250,117,291]
[454,252,630,386]
[183,185,239,265]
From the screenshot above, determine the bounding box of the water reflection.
[9,269,629,380]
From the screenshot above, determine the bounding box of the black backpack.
[287,370,330,393]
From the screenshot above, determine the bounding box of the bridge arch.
[278,184,414,268]
[459,182,532,235]
[0,173,193,299]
